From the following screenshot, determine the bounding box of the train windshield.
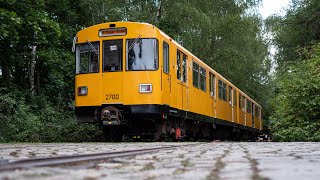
[76,41,99,74]
[103,39,123,72]
[126,38,158,70]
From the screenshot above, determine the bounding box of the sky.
[259,0,291,19]
[259,0,291,73]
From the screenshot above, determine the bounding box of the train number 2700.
[106,94,119,100]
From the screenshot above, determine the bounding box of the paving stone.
[0,142,319,179]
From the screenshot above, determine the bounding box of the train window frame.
[163,41,169,74]
[177,50,181,80]
[200,67,206,92]
[209,72,216,97]
[192,61,199,88]
[102,39,123,72]
[125,38,159,71]
[76,41,100,74]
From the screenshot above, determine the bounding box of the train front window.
[103,39,123,72]
[126,38,158,70]
[76,42,99,74]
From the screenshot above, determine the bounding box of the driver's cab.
[74,22,162,108]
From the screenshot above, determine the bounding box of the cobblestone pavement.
[0,142,319,180]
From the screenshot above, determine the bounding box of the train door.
[173,50,183,110]
[101,39,124,104]
[162,41,170,105]
[181,53,188,111]
[209,73,216,117]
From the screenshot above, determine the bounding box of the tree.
[268,0,320,141]
[269,0,320,68]
[0,0,61,94]
[270,44,320,141]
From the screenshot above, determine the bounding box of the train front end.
[74,22,164,135]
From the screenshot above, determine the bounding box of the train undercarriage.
[76,104,260,142]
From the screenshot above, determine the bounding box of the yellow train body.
[74,22,262,140]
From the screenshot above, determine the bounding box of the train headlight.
[139,84,152,93]
[77,86,88,96]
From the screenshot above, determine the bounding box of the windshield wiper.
[127,34,142,52]
[72,36,77,52]
[86,40,98,55]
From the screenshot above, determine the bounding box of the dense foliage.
[270,45,320,141]
[0,89,103,142]
[268,0,320,141]
[0,0,103,142]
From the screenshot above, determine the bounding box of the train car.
[73,22,262,141]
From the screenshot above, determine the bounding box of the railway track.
[0,144,188,172]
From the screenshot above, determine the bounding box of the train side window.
[182,54,187,82]
[255,105,259,117]
[223,82,227,101]
[200,67,206,91]
[246,100,251,113]
[259,107,261,119]
[177,50,181,80]
[252,104,255,116]
[209,73,215,97]
[239,94,242,108]
[163,42,169,74]
[218,80,227,101]
[103,39,122,72]
[218,80,223,100]
[193,61,199,88]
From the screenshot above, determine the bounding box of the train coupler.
[101,106,122,126]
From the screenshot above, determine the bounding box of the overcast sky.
[259,0,291,19]
[259,0,291,73]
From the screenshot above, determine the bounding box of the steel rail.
[0,145,182,172]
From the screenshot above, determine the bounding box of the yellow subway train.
[74,22,262,141]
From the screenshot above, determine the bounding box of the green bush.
[0,89,103,143]
[271,44,320,141]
